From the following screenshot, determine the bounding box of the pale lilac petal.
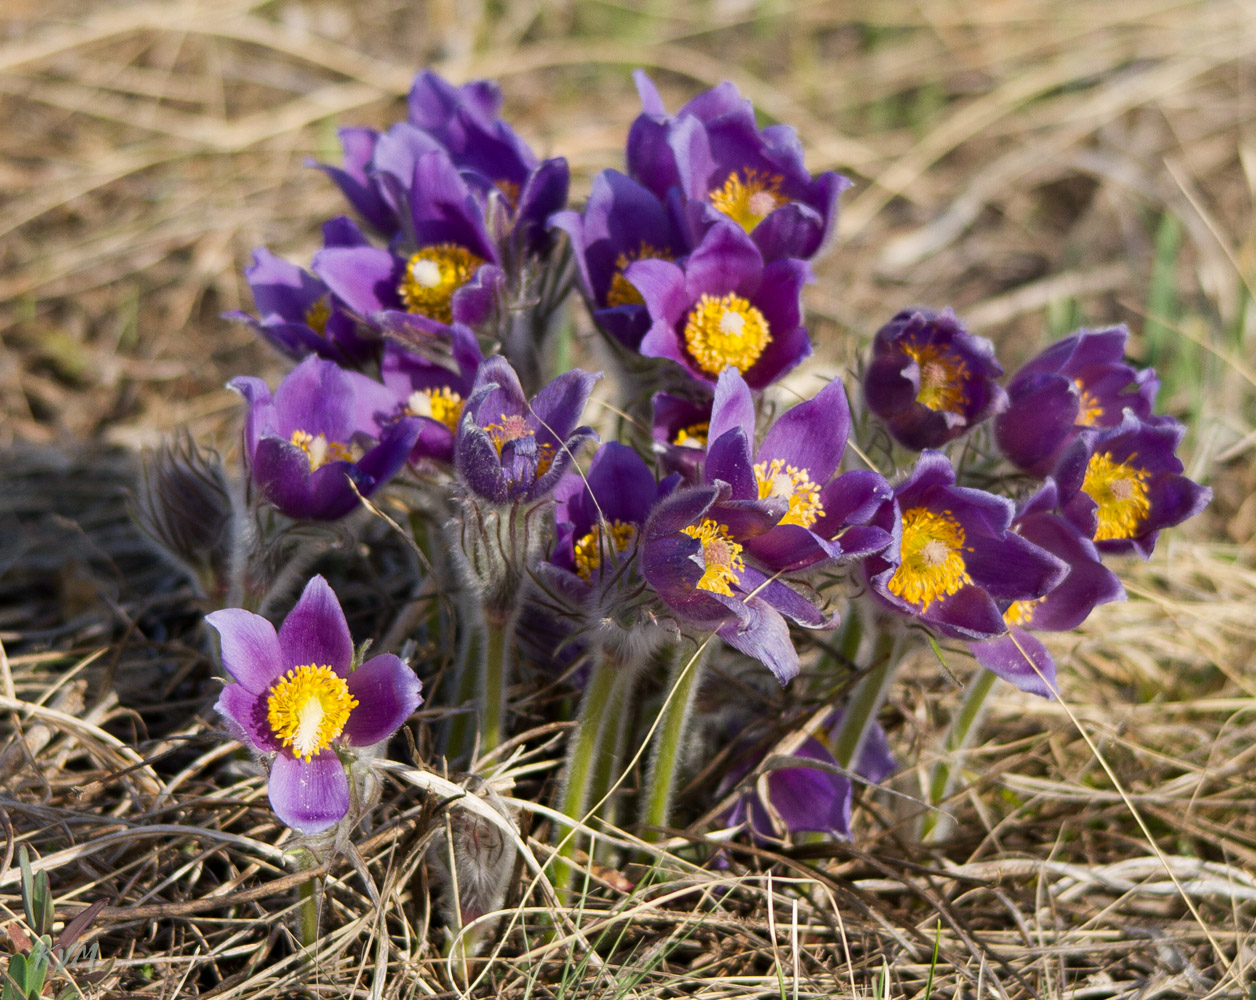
[342,654,423,746]
[205,609,283,693]
[269,752,350,834]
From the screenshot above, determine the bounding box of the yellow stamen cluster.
[304,297,331,335]
[1003,597,1043,628]
[398,243,484,324]
[266,663,357,762]
[683,293,770,376]
[290,430,361,472]
[483,413,556,476]
[754,458,825,528]
[1081,452,1151,541]
[605,241,671,308]
[573,520,637,582]
[673,421,710,448]
[709,169,786,233]
[1074,381,1104,427]
[887,506,973,609]
[681,518,745,597]
[406,387,464,433]
[901,342,969,413]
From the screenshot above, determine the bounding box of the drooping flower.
[700,368,893,573]
[627,71,849,261]
[640,481,830,684]
[550,169,686,349]
[863,308,1007,450]
[209,575,423,834]
[996,325,1160,477]
[379,324,484,465]
[229,356,422,521]
[966,479,1125,697]
[627,222,812,390]
[722,713,895,842]
[1053,411,1211,558]
[864,451,1067,640]
[454,355,600,504]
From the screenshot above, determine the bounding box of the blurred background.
[0,0,1249,540]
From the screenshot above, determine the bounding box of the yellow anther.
[886,506,972,609]
[1081,452,1150,541]
[683,292,770,376]
[406,387,464,433]
[289,430,361,472]
[573,520,637,581]
[754,458,825,528]
[681,518,745,597]
[605,241,671,308]
[672,421,710,449]
[709,169,787,233]
[398,243,484,324]
[266,663,357,762]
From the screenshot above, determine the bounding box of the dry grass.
[2,0,1255,997]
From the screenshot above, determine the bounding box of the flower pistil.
[266,663,358,762]
[887,506,972,609]
[682,518,746,596]
[683,293,770,376]
[902,342,969,413]
[709,169,786,233]
[1081,452,1151,541]
[398,243,484,324]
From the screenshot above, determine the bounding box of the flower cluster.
[193,68,1210,867]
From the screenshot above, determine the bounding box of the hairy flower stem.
[830,630,901,771]
[922,667,998,842]
[479,611,513,759]
[445,597,485,766]
[642,643,707,840]
[292,849,320,951]
[589,669,637,850]
[554,649,621,894]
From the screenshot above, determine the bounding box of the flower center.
[1081,451,1151,541]
[573,519,637,582]
[484,413,556,477]
[605,241,670,308]
[683,293,770,376]
[672,421,710,449]
[289,430,361,472]
[304,297,331,335]
[901,342,969,412]
[398,244,484,324]
[1003,596,1043,628]
[1074,381,1104,427]
[887,506,972,609]
[754,458,825,528]
[266,663,358,762]
[681,518,745,597]
[406,387,464,433]
[709,169,787,233]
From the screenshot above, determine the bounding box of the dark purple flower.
[628,222,812,390]
[700,369,893,573]
[454,355,600,504]
[627,71,848,261]
[314,128,398,235]
[863,308,1007,450]
[1053,411,1211,558]
[996,325,1160,476]
[209,575,422,834]
[313,145,504,338]
[864,451,1068,640]
[651,391,714,482]
[640,482,829,684]
[379,325,484,464]
[230,356,421,521]
[723,714,894,842]
[550,169,686,349]
[225,221,375,366]
[966,479,1125,697]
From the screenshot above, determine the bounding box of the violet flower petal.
[342,654,423,746]
[278,575,354,676]
[206,609,283,693]
[269,751,350,834]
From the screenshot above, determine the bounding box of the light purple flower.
[209,575,422,834]
[863,308,1007,450]
[229,356,421,521]
[454,355,600,504]
[996,325,1160,476]
[627,221,812,390]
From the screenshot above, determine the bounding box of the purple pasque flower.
[550,169,686,350]
[313,144,504,339]
[640,481,829,684]
[996,325,1160,476]
[627,71,848,262]
[226,220,375,366]
[230,356,421,521]
[863,308,1007,451]
[700,368,893,573]
[1053,411,1211,559]
[315,127,398,235]
[379,324,484,465]
[967,479,1125,697]
[627,221,811,390]
[864,450,1068,640]
[723,714,894,842]
[454,355,600,504]
[209,575,422,834]
[652,390,714,482]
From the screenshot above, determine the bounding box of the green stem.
[555,650,622,893]
[589,668,637,845]
[830,630,900,771]
[922,667,998,841]
[479,612,511,758]
[297,871,318,950]
[642,644,706,840]
[444,600,484,766]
